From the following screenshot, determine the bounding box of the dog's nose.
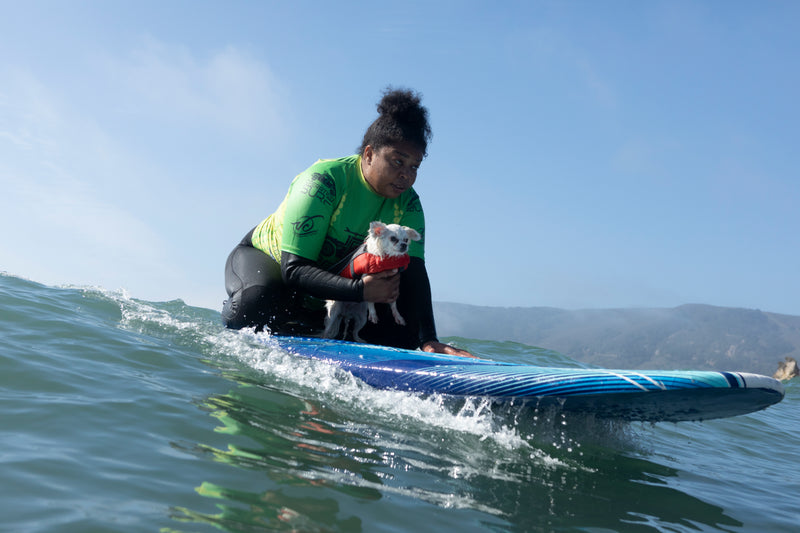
[399,243,407,252]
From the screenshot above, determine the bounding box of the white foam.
[112,296,583,470]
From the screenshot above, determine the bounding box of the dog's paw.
[367,303,378,324]
[389,303,405,325]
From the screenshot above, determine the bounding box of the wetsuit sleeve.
[281,251,364,302]
[403,257,438,346]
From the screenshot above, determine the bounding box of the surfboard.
[267,336,785,422]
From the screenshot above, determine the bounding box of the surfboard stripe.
[265,336,785,422]
[721,371,742,388]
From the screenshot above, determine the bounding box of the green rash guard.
[251,155,425,268]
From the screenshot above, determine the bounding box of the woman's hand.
[362,269,401,303]
[422,341,476,358]
[362,270,475,358]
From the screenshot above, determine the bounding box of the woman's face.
[361,141,424,199]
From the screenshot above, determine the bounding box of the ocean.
[1,273,797,532]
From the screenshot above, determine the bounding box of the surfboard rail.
[268,336,785,422]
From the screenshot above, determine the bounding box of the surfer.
[222,88,472,357]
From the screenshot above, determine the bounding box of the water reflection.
[476,436,743,532]
[170,383,376,531]
[203,389,387,497]
[173,373,742,532]
[173,482,362,532]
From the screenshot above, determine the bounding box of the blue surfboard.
[268,336,785,422]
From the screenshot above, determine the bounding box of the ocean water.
[1,273,797,533]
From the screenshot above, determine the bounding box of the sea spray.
[3,274,799,532]
[114,291,624,467]
[112,293,586,495]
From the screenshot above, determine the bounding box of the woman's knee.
[226,246,280,292]
[222,284,283,330]
[222,244,286,329]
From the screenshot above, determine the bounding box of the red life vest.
[337,243,410,279]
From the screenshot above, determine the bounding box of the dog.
[323,221,421,342]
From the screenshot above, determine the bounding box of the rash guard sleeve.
[281,251,364,302]
[403,257,439,346]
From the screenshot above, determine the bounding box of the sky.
[1,1,798,316]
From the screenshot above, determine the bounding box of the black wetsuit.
[222,230,438,349]
[222,154,441,350]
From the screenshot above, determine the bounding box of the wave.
[2,273,797,532]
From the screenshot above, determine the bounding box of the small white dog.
[324,221,421,342]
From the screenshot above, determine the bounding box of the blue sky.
[1,1,798,315]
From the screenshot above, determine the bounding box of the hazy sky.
[1,1,798,315]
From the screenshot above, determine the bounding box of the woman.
[222,88,471,357]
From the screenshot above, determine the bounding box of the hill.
[434,303,800,375]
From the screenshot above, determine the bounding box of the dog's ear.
[405,228,421,241]
[370,221,387,236]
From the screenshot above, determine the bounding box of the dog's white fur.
[324,221,421,342]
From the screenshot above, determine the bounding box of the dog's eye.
[390,236,399,243]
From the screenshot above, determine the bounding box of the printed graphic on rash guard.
[291,215,323,237]
[250,155,426,266]
[320,227,370,268]
[405,195,422,213]
[300,173,336,206]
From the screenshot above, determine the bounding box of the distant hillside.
[434,303,800,375]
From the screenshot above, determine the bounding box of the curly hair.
[358,87,432,157]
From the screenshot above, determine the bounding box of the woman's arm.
[282,251,404,304]
[283,252,474,357]
[401,257,437,346]
[281,252,362,301]
[404,258,475,357]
